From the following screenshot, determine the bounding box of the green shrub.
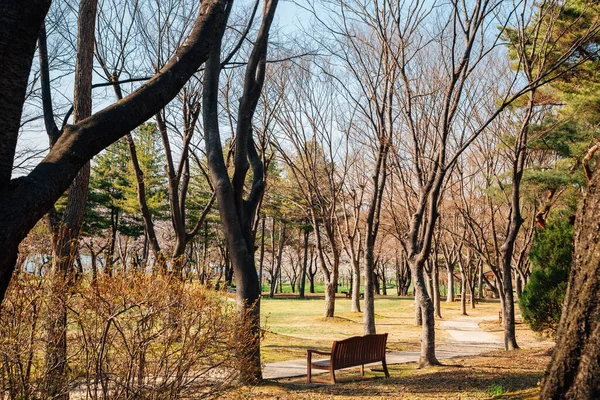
[519,218,573,334]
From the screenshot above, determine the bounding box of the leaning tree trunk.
[540,165,600,399]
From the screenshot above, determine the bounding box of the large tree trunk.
[0,0,51,189]
[322,253,339,318]
[540,166,600,399]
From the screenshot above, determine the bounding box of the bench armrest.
[307,349,331,356]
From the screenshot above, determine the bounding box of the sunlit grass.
[259,293,506,363]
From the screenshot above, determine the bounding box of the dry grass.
[250,293,553,399]
[260,294,509,363]
[226,348,552,399]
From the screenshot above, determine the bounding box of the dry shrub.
[0,274,47,398]
[0,273,255,399]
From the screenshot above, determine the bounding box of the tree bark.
[270,222,285,298]
[411,260,439,367]
[446,263,455,302]
[540,166,600,399]
[44,1,97,396]
[299,227,309,298]
[0,0,51,189]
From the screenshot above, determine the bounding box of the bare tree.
[202,0,279,381]
[273,61,347,317]
[0,0,229,302]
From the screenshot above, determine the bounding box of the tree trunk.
[411,260,439,367]
[460,270,467,316]
[321,251,339,318]
[299,228,308,299]
[0,0,51,189]
[351,258,361,312]
[478,262,485,299]
[269,224,285,297]
[44,2,97,396]
[446,263,455,302]
[515,271,522,300]
[540,166,600,399]
[259,217,266,294]
[364,246,376,333]
[201,0,277,381]
[432,260,441,318]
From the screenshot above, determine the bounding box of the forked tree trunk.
[540,166,600,399]
[201,0,277,381]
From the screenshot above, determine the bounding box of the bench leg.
[330,368,336,384]
[307,354,312,384]
[382,359,390,379]
[360,364,364,377]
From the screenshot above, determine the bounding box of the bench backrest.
[330,333,388,369]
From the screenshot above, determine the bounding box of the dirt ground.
[224,347,553,399]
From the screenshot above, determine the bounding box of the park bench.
[453,293,479,304]
[340,291,364,298]
[306,333,390,384]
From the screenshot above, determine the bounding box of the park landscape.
[0,0,599,398]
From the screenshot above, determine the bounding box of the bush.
[519,218,573,334]
[0,273,255,399]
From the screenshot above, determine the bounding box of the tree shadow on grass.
[262,358,544,398]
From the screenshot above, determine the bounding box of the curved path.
[263,315,503,380]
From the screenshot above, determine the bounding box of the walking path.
[263,315,503,379]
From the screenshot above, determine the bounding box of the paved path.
[263,315,503,380]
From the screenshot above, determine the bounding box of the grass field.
[259,293,525,363]
[228,292,553,399]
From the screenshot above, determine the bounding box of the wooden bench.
[306,333,390,384]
